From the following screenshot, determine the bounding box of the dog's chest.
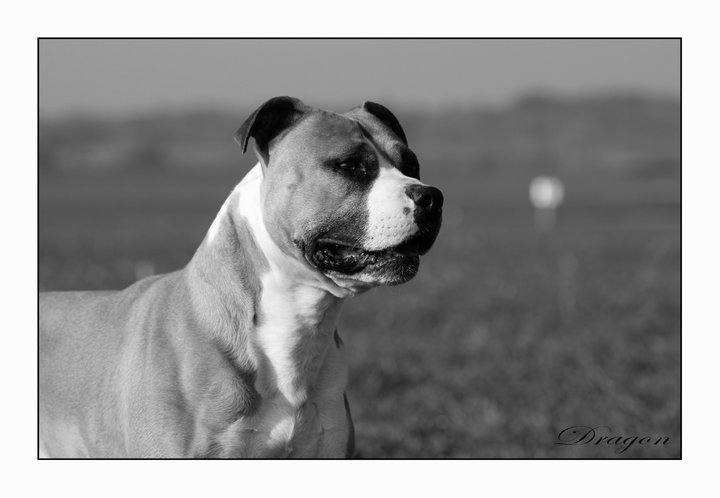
[232,388,346,457]
[252,276,342,402]
[208,277,350,457]
[207,346,350,458]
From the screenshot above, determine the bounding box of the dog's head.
[236,96,442,288]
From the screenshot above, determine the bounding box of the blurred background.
[39,39,680,458]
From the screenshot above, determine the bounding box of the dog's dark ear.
[362,101,408,145]
[235,96,307,156]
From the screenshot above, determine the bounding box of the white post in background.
[529,176,565,230]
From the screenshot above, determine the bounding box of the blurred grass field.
[39,96,680,458]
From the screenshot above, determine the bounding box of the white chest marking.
[227,164,347,455]
[254,272,340,405]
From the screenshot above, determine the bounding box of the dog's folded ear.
[361,101,408,145]
[235,96,307,156]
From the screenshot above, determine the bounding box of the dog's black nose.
[406,185,444,213]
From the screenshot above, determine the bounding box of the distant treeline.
[39,94,680,180]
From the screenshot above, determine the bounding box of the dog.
[39,97,443,458]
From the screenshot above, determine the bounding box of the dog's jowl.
[39,97,443,458]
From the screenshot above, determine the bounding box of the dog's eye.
[337,160,368,178]
[338,160,359,170]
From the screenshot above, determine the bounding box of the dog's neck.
[189,164,349,407]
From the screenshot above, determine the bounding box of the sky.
[39,39,679,117]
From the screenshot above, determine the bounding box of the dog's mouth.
[310,229,436,275]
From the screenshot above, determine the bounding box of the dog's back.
[40,289,124,456]
[39,274,191,457]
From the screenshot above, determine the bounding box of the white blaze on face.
[362,161,424,251]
